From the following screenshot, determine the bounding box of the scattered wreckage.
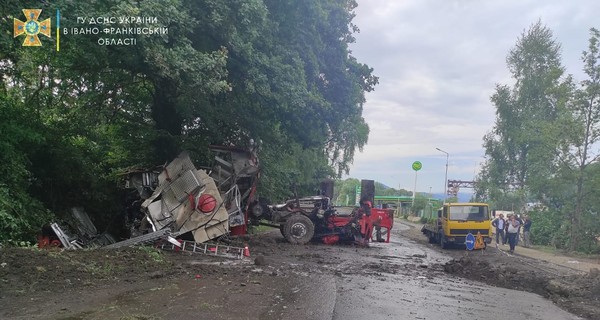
[37,207,116,249]
[38,145,394,256]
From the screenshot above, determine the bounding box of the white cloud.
[347,0,600,194]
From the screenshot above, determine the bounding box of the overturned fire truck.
[38,144,393,251]
[118,146,394,246]
[119,145,259,245]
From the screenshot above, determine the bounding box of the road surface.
[326,223,581,320]
[0,223,585,320]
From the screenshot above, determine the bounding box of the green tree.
[0,0,377,242]
[559,28,600,250]
[478,21,571,208]
[0,94,51,242]
[410,194,429,215]
[445,196,459,204]
[333,178,360,205]
[259,143,335,202]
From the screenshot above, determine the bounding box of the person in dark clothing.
[522,216,532,248]
[515,215,524,246]
[502,214,510,245]
[491,213,505,247]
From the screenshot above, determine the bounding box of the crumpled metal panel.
[161,169,200,212]
[176,169,229,243]
[141,152,229,243]
[223,185,245,227]
[70,207,97,237]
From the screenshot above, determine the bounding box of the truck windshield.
[448,206,488,221]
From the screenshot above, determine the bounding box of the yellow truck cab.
[421,202,492,249]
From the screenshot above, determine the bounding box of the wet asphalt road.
[301,223,582,320]
[0,223,584,320]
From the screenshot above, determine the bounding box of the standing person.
[523,216,532,248]
[515,214,524,246]
[506,214,521,254]
[492,213,505,248]
[502,214,510,245]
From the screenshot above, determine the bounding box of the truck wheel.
[439,231,448,249]
[283,214,315,245]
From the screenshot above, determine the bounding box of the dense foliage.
[478,22,600,253]
[0,0,376,242]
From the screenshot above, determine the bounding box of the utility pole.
[436,148,449,203]
[428,186,432,218]
[397,183,401,217]
[411,161,422,208]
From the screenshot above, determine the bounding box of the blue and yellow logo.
[14,9,51,46]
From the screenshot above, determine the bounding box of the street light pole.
[436,148,449,203]
[397,183,401,218]
[428,186,432,218]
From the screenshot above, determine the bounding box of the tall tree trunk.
[151,78,182,162]
[570,174,584,251]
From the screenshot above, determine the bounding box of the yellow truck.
[421,202,492,249]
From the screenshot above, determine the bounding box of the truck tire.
[439,230,448,249]
[283,214,315,245]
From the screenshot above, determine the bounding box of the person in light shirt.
[506,214,521,254]
[492,213,505,248]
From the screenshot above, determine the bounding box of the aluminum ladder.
[102,229,172,249]
[158,239,246,260]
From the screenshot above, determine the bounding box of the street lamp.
[436,148,449,202]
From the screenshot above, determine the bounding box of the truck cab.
[422,202,492,249]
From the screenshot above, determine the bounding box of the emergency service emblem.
[14,9,51,46]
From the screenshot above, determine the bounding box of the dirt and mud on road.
[1,221,599,320]
[400,220,600,320]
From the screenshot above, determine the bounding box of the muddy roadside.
[0,234,341,320]
[397,219,600,320]
[1,223,600,320]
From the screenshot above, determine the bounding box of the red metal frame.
[368,208,394,243]
[321,207,394,244]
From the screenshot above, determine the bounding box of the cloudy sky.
[346,0,600,195]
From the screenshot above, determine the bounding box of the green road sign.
[412,161,422,171]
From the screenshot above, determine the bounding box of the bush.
[0,96,53,244]
[529,209,569,249]
[0,185,52,244]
